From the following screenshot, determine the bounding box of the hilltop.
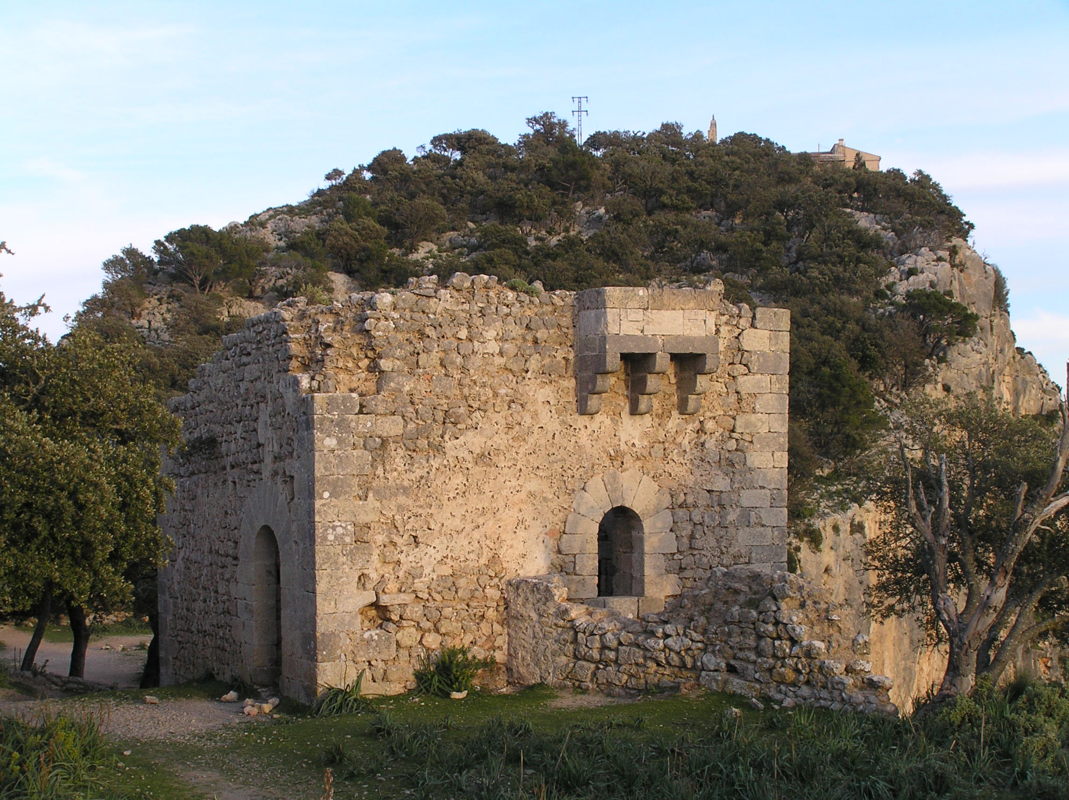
[76,113,1058,486]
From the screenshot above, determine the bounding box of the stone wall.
[158,313,319,701]
[161,274,791,700]
[507,567,895,713]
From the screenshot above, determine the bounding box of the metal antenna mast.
[571,96,588,145]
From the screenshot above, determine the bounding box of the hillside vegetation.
[78,113,985,486]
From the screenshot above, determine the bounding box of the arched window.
[251,525,281,686]
[597,506,644,597]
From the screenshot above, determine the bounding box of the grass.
[414,646,495,697]
[0,712,115,799]
[313,671,374,716]
[5,680,1069,799]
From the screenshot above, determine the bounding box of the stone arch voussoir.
[561,469,678,605]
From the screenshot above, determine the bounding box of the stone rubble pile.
[508,566,895,714]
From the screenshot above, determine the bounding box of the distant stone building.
[806,138,881,170]
[159,276,893,712]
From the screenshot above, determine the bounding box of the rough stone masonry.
[159,273,891,711]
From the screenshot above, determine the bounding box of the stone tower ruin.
[158,275,893,711]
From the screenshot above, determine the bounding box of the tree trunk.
[67,604,92,679]
[935,638,979,701]
[140,605,160,688]
[19,589,52,672]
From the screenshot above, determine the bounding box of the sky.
[2,0,1067,382]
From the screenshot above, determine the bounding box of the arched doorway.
[251,525,282,686]
[597,506,644,596]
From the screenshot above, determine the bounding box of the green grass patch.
[14,680,1069,799]
[0,713,119,799]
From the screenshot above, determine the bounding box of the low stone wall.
[507,567,896,714]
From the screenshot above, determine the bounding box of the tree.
[0,281,179,677]
[153,225,268,294]
[324,167,345,186]
[867,390,1069,701]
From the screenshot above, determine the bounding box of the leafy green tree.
[153,224,268,294]
[901,289,979,361]
[0,283,179,676]
[392,196,448,247]
[867,393,1069,701]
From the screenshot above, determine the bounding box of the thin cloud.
[921,151,1069,191]
[22,157,89,183]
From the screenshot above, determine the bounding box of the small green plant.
[312,670,373,716]
[1,713,113,798]
[503,277,540,296]
[414,646,494,697]
[794,522,824,553]
[294,281,332,305]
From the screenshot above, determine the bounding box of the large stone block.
[565,513,598,535]
[311,394,362,415]
[573,489,606,520]
[352,629,397,661]
[739,490,771,508]
[751,507,788,527]
[574,553,599,575]
[753,352,790,375]
[582,476,612,510]
[332,590,377,614]
[643,309,686,336]
[315,543,374,570]
[644,508,674,533]
[754,307,790,331]
[755,393,788,414]
[645,532,678,554]
[739,328,770,352]
[576,286,649,311]
[559,534,596,554]
[644,573,681,597]
[736,374,771,394]
[562,575,598,600]
[648,288,718,311]
[749,544,786,565]
[734,414,770,433]
[317,449,373,476]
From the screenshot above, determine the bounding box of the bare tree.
[868,374,1069,701]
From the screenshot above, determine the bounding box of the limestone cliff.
[799,230,1062,708]
[890,237,1060,414]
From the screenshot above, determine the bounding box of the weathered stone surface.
[506,567,894,713]
[161,281,791,704]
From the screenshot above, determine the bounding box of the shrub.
[312,670,373,717]
[1,714,113,799]
[414,646,493,696]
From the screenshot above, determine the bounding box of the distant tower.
[707,115,718,143]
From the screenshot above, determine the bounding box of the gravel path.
[0,625,271,740]
[0,624,149,687]
[0,694,265,740]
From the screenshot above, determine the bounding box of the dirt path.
[0,624,150,688]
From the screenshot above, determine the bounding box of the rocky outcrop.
[794,505,945,711]
[890,237,1060,414]
[798,229,1062,709]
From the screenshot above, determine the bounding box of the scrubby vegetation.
[3,678,1068,798]
[317,681,1069,799]
[414,646,495,697]
[0,714,114,800]
[77,114,980,497]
